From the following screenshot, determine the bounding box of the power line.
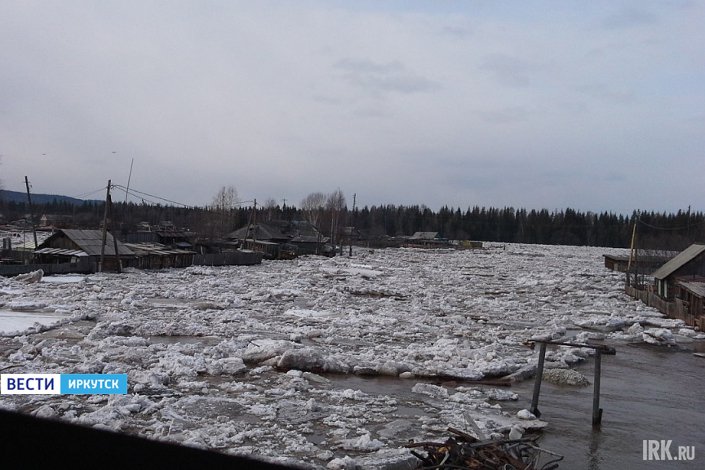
[637,218,705,232]
[72,186,109,200]
[111,184,191,208]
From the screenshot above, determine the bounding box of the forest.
[1,190,703,250]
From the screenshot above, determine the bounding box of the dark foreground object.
[408,427,563,470]
[0,408,302,469]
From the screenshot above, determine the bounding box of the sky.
[0,0,703,214]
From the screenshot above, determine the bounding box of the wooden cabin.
[35,229,135,272]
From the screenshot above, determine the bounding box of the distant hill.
[0,189,97,206]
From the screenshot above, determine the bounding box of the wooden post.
[529,340,614,427]
[592,350,603,426]
[24,176,38,249]
[349,193,356,257]
[109,193,121,274]
[252,199,257,244]
[100,180,111,273]
[530,342,547,418]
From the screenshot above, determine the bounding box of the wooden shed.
[652,244,705,300]
[674,280,705,330]
[35,229,135,272]
[123,243,195,269]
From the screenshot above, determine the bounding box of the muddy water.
[508,342,704,469]
[323,341,704,469]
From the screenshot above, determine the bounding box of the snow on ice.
[0,243,703,468]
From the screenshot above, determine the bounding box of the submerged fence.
[193,251,262,266]
[0,259,94,277]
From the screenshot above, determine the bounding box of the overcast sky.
[1,1,703,214]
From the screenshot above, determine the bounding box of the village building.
[651,244,705,300]
[626,243,705,328]
[403,232,451,248]
[125,221,193,249]
[603,250,678,273]
[39,214,73,228]
[34,229,135,272]
[123,243,196,270]
[227,220,332,259]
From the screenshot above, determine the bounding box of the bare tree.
[210,185,239,236]
[300,192,326,228]
[263,197,278,221]
[327,189,346,248]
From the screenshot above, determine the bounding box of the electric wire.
[637,218,705,231]
[111,184,191,208]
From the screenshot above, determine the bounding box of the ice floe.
[0,243,703,467]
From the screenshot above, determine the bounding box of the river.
[508,340,704,469]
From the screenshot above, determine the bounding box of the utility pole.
[349,193,356,257]
[627,216,638,288]
[252,199,257,244]
[24,176,38,249]
[100,180,111,273]
[687,205,691,243]
[110,192,121,273]
[124,158,134,204]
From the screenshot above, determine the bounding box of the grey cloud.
[334,58,441,95]
[578,83,636,105]
[480,54,532,87]
[601,7,658,29]
[441,24,473,38]
[479,107,530,124]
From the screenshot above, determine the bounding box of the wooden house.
[34,229,135,272]
[126,229,193,248]
[39,214,73,228]
[652,244,705,300]
[227,221,330,258]
[627,243,705,327]
[404,232,451,248]
[123,243,195,269]
[673,280,705,330]
[603,250,678,273]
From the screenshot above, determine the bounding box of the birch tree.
[210,185,239,236]
[326,189,346,248]
[300,192,326,228]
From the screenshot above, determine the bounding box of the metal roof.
[44,229,135,257]
[410,232,439,240]
[123,242,195,256]
[652,244,705,280]
[243,238,279,246]
[34,247,88,257]
[677,280,705,298]
[227,223,288,241]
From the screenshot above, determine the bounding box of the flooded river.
[319,339,705,469]
[509,341,704,469]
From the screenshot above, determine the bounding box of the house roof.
[227,223,288,241]
[603,250,679,262]
[652,244,705,280]
[410,232,439,240]
[34,247,88,257]
[42,229,135,257]
[227,220,322,242]
[290,235,328,244]
[124,242,195,256]
[677,280,705,298]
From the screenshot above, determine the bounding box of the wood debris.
[407,427,563,470]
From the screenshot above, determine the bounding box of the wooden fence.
[625,285,699,327]
[0,259,94,277]
[193,251,262,266]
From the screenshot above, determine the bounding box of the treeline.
[354,205,704,249]
[1,197,703,249]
